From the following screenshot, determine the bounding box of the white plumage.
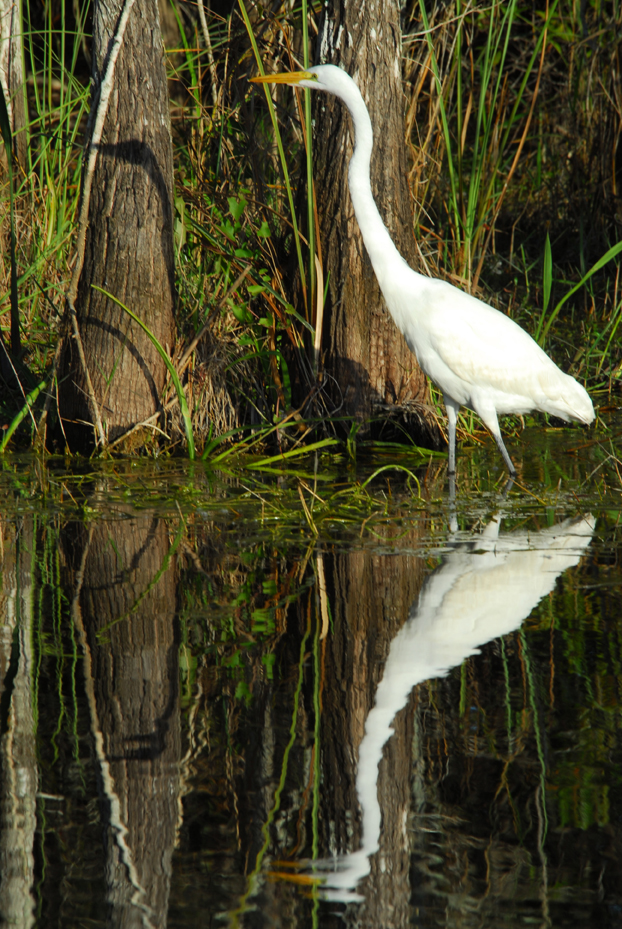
[252,64,594,473]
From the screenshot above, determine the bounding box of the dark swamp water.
[1,419,622,928]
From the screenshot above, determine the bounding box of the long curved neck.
[335,82,408,282]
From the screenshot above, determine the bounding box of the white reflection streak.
[319,514,595,902]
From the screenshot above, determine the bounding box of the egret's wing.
[417,283,595,420]
[427,286,553,394]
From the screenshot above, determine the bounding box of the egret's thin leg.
[485,418,517,474]
[492,431,516,475]
[475,404,517,475]
[444,397,459,473]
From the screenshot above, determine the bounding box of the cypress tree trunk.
[59,0,176,449]
[314,0,436,442]
[0,0,28,169]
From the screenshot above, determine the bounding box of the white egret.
[252,65,594,473]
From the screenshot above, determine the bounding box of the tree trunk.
[314,0,436,443]
[59,0,176,450]
[0,0,27,169]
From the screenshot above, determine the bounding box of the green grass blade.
[238,0,308,315]
[0,80,20,355]
[248,438,339,469]
[418,0,460,251]
[360,464,421,495]
[465,0,518,252]
[542,232,552,314]
[0,379,47,453]
[539,240,622,345]
[302,0,315,314]
[92,286,195,458]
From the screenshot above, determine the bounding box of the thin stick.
[197,0,219,108]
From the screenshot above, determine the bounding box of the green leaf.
[228,196,246,221]
[230,304,253,324]
[249,438,339,469]
[257,220,271,238]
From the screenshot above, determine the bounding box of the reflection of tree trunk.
[66,516,179,929]
[0,518,37,929]
[323,538,425,925]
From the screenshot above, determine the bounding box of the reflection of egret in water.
[318,513,595,902]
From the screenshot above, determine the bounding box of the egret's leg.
[492,430,516,475]
[444,397,459,473]
[477,405,517,475]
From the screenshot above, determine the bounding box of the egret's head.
[250,64,352,96]
[251,67,321,91]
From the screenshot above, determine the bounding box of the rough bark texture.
[314,0,433,440]
[0,0,27,168]
[59,0,176,447]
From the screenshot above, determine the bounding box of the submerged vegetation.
[0,0,620,457]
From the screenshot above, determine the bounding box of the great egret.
[251,65,595,473]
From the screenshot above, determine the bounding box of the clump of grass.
[403,0,622,392]
[0,2,89,441]
[0,0,620,457]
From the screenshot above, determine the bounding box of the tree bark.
[0,0,27,169]
[59,0,176,449]
[314,0,435,443]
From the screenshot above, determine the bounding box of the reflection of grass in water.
[33,517,86,778]
[435,521,622,851]
[228,601,313,926]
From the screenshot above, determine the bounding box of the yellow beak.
[250,70,314,85]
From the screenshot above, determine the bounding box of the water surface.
[1,422,621,928]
